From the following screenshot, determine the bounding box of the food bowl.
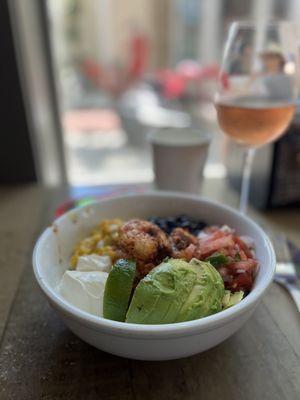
[32,192,275,360]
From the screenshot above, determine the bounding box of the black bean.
[162,224,170,232]
[166,216,176,224]
[189,221,198,229]
[148,215,207,235]
[196,221,207,230]
[180,220,191,228]
[166,224,174,232]
[177,215,189,223]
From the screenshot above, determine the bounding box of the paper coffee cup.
[148,128,212,193]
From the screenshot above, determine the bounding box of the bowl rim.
[32,191,276,338]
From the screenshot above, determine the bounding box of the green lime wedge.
[103,259,136,322]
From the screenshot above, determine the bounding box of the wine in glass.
[216,21,298,213]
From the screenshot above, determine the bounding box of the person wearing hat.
[260,42,285,74]
[258,42,294,100]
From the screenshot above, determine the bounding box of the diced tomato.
[234,236,253,258]
[227,259,258,274]
[228,272,253,292]
[218,267,231,278]
[238,250,247,261]
[201,230,227,242]
[226,246,236,258]
[198,235,235,258]
[194,227,258,293]
[203,226,219,234]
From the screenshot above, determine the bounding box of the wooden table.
[0,181,300,400]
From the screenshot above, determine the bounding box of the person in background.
[232,42,294,101]
[261,43,285,74]
[259,42,294,100]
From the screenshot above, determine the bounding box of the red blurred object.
[80,30,149,98]
[197,64,229,90]
[176,60,201,80]
[81,59,103,87]
[63,109,120,132]
[156,63,229,100]
[157,69,186,99]
[229,272,254,292]
[128,32,149,80]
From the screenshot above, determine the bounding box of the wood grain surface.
[0,181,300,400]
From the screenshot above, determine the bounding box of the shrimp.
[170,227,198,260]
[118,219,171,263]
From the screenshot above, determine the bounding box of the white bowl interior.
[34,193,275,330]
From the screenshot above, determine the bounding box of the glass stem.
[239,147,256,214]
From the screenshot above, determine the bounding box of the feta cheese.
[57,271,108,316]
[76,254,112,272]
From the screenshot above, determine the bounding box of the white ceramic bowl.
[33,192,275,361]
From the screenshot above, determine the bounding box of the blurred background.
[2,0,300,207]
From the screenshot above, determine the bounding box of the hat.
[260,42,284,57]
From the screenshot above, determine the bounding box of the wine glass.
[215,21,298,213]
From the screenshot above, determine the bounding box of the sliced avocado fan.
[126,258,225,324]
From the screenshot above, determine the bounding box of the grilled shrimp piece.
[118,219,171,262]
[170,227,198,260]
[170,227,198,249]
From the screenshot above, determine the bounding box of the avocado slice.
[222,290,244,309]
[126,258,225,324]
